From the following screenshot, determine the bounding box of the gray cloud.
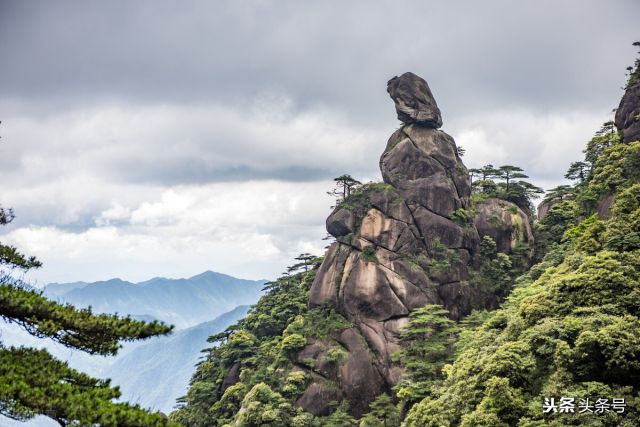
[1,0,639,283]
[1,0,638,120]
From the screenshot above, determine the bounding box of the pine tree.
[393,305,458,405]
[0,206,175,426]
[543,184,575,204]
[327,174,362,202]
[469,164,498,182]
[359,394,401,427]
[286,253,320,273]
[496,165,528,193]
[564,161,591,182]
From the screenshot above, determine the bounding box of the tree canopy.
[470,164,543,211]
[0,206,176,426]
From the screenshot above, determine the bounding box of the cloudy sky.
[1,0,638,285]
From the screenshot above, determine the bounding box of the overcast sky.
[1,0,638,285]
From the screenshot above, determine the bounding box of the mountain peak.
[189,270,224,280]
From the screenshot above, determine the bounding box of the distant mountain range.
[43,270,265,329]
[106,305,250,413]
[1,271,263,426]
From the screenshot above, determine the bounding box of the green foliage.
[0,347,173,426]
[601,184,640,251]
[325,347,348,364]
[235,382,295,426]
[328,174,363,204]
[281,334,307,353]
[624,41,640,89]
[471,236,514,300]
[470,164,543,211]
[300,304,352,339]
[358,394,401,427]
[281,371,309,399]
[564,161,591,183]
[337,182,400,219]
[324,402,357,426]
[287,253,322,274]
[405,190,640,426]
[0,206,174,425]
[405,67,640,424]
[542,185,575,205]
[451,208,473,227]
[0,284,172,356]
[361,245,378,263]
[533,200,578,259]
[393,305,459,404]
[427,239,460,272]
[583,121,619,166]
[586,140,640,197]
[172,257,356,426]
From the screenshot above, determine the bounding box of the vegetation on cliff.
[175,46,640,427]
[405,47,640,426]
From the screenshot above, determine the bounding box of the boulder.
[380,125,469,215]
[309,243,350,307]
[387,72,443,127]
[336,328,386,417]
[359,208,415,253]
[220,363,240,393]
[537,199,552,221]
[473,198,534,254]
[339,252,409,321]
[297,382,342,416]
[326,208,356,237]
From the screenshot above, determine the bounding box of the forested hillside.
[172,45,640,426]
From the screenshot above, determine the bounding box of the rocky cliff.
[615,70,640,143]
[298,72,527,416]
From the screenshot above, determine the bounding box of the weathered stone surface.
[326,208,355,237]
[411,206,467,248]
[402,125,461,170]
[297,382,342,416]
[220,363,240,393]
[336,328,386,417]
[615,75,640,143]
[537,199,552,221]
[387,72,443,127]
[297,72,506,416]
[373,248,433,305]
[340,252,409,321]
[473,198,534,254]
[381,130,447,185]
[437,281,474,321]
[367,188,413,224]
[360,208,416,253]
[380,125,469,216]
[296,341,328,365]
[597,193,615,219]
[296,340,339,379]
[309,243,350,307]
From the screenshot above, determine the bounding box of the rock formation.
[615,74,640,143]
[537,199,551,221]
[473,198,534,254]
[295,72,532,416]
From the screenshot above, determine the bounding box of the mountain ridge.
[43,271,265,330]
